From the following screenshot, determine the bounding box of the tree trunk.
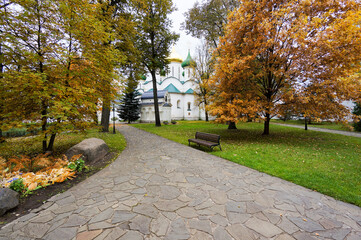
[101,98,111,132]
[46,133,56,152]
[151,71,161,127]
[205,111,209,122]
[305,117,308,130]
[228,121,237,129]
[263,113,270,135]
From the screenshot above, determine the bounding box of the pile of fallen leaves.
[0,154,82,191]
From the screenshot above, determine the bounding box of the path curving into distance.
[1,125,360,239]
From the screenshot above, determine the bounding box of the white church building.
[137,48,208,122]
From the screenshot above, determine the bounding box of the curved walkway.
[1,126,360,240]
[272,123,361,138]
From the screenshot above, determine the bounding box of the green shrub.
[163,121,169,125]
[9,178,26,194]
[171,120,177,124]
[68,158,85,172]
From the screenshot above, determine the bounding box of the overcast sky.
[169,0,201,61]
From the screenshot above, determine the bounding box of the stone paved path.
[271,123,361,138]
[1,126,361,240]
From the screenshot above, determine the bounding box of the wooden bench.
[188,132,222,151]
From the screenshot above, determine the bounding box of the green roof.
[181,50,196,68]
[164,83,181,93]
[185,88,194,94]
[141,75,147,80]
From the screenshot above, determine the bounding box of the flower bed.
[1,154,84,195]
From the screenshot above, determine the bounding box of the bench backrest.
[195,132,220,143]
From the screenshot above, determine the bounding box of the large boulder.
[65,138,109,163]
[0,188,19,216]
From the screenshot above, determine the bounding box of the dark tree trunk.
[205,111,209,122]
[151,71,161,127]
[305,117,308,130]
[263,113,270,135]
[41,102,48,152]
[46,133,56,152]
[204,99,209,122]
[228,121,237,129]
[101,98,111,132]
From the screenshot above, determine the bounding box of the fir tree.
[118,89,141,124]
[353,103,361,132]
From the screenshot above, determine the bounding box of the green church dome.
[140,75,147,80]
[181,50,196,68]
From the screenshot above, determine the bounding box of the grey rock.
[44,227,77,240]
[154,199,187,212]
[245,217,283,238]
[65,138,109,163]
[226,224,256,240]
[165,218,190,240]
[288,217,324,232]
[214,227,233,240]
[188,219,212,234]
[133,203,159,218]
[111,210,136,224]
[89,208,114,224]
[129,215,152,234]
[0,188,19,216]
[119,230,143,240]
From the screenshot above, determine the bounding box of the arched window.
[177,100,181,108]
[187,102,191,111]
[178,67,180,79]
[165,96,167,102]
[188,69,190,78]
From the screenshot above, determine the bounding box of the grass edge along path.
[132,121,361,207]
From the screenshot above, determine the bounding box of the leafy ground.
[271,119,354,131]
[133,121,361,207]
[0,127,126,226]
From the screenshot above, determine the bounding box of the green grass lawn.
[0,128,126,160]
[271,119,354,131]
[133,121,361,207]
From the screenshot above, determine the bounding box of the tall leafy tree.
[183,0,238,49]
[193,41,213,121]
[0,0,120,152]
[209,0,361,135]
[132,0,179,127]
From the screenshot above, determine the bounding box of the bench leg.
[219,145,222,151]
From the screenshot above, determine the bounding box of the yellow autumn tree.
[209,0,361,135]
[0,0,120,151]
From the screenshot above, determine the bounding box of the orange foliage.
[209,0,361,134]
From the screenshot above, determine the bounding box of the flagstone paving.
[1,125,361,240]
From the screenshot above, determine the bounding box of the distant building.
[138,47,209,122]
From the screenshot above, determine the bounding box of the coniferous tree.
[117,82,141,124]
[353,103,361,132]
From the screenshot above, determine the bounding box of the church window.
[188,69,190,78]
[165,96,167,102]
[172,66,174,77]
[177,100,181,109]
[178,67,180,79]
[187,102,191,111]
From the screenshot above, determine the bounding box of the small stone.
[226,224,256,240]
[176,207,198,218]
[213,227,233,240]
[165,218,190,240]
[245,218,283,238]
[63,215,88,227]
[133,203,159,218]
[160,186,181,200]
[111,210,137,224]
[188,219,212,234]
[288,217,324,232]
[89,208,114,224]
[210,215,228,226]
[118,230,143,240]
[150,214,170,236]
[45,227,77,240]
[210,191,228,205]
[76,230,102,240]
[154,199,187,212]
[129,215,152,234]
